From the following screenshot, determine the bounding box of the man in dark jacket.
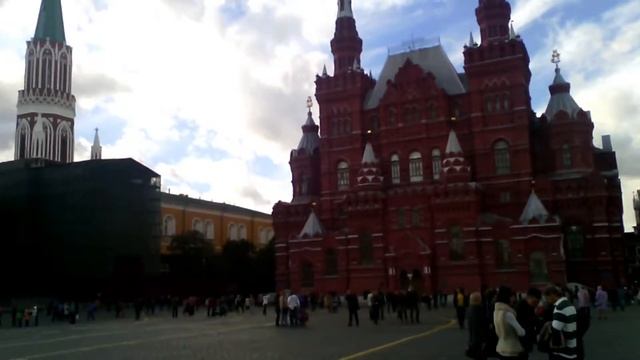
[467,292,488,360]
[345,290,360,327]
[516,288,542,359]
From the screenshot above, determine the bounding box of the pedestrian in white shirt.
[287,293,300,326]
[493,286,526,359]
[262,294,269,316]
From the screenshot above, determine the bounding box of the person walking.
[287,293,300,327]
[516,288,542,359]
[171,297,180,319]
[454,288,469,329]
[262,294,269,316]
[493,286,525,360]
[346,290,360,327]
[368,291,380,325]
[575,286,591,360]
[275,292,282,326]
[544,286,579,360]
[32,305,39,327]
[466,292,488,360]
[595,286,608,320]
[280,292,289,326]
[407,287,420,324]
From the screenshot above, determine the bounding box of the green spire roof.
[34,0,66,43]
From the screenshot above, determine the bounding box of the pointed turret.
[331,0,363,75]
[296,108,320,156]
[509,21,519,40]
[545,51,583,121]
[519,190,549,225]
[442,130,471,182]
[34,0,66,43]
[357,142,384,187]
[91,128,102,160]
[322,64,328,78]
[467,32,478,48]
[299,210,324,238]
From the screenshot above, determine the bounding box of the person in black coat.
[516,288,542,359]
[345,290,360,327]
[466,292,488,360]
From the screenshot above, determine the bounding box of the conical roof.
[445,129,463,154]
[92,128,101,147]
[299,211,324,238]
[337,0,353,18]
[34,0,66,43]
[361,142,377,164]
[296,111,320,154]
[519,190,549,225]
[545,68,582,120]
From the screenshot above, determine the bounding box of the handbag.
[537,322,566,353]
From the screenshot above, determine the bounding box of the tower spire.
[331,0,362,75]
[337,0,353,18]
[91,128,102,160]
[34,0,66,43]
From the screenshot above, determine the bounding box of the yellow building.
[160,193,273,254]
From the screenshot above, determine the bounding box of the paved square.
[0,306,638,359]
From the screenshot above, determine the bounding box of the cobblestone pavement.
[0,305,638,359]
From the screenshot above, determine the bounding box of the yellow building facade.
[160,193,273,254]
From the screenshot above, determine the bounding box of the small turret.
[442,130,471,182]
[299,210,324,238]
[519,189,549,225]
[357,142,383,187]
[331,0,363,75]
[475,0,512,44]
[545,50,583,121]
[91,128,102,160]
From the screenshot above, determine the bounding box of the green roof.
[34,0,66,43]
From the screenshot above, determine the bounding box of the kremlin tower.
[14,0,76,163]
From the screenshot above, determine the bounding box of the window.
[411,208,422,227]
[387,107,397,127]
[192,219,204,234]
[450,226,464,261]
[409,152,423,183]
[562,144,572,169]
[432,149,441,180]
[239,224,247,240]
[301,262,315,288]
[530,252,549,283]
[566,226,584,258]
[397,208,406,228]
[494,140,511,175]
[404,105,420,124]
[496,240,511,268]
[325,249,338,275]
[337,161,350,190]
[163,216,176,237]
[205,221,214,240]
[390,154,400,184]
[228,224,238,241]
[42,49,53,89]
[360,233,373,265]
[499,192,511,203]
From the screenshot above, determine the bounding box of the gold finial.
[551,49,561,69]
[306,96,313,111]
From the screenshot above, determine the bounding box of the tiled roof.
[161,192,271,219]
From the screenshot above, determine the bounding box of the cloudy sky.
[0,0,639,229]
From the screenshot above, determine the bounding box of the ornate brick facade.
[273,0,625,294]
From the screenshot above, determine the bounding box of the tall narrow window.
[432,148,441,180]
[42,50,53,89]
[337,161,350,190]
[411,208,422,227]
[397,208,406,228]
[301,262,315,287]
[325,249,338,275]
[390,154,400,184]
[360,233,373,265]
[496,240,511,268]
[387,107,397,127]
[450,226,465,261]
[60,129,69,163]
[409,152,423,183]
[192,219,203,234]
[228,224,238,241]
[530,252,549,283]
[566,226,584,258]
[494,140,511,175]
[562,144,572,169]
[163,216,176,237]
[205,221,214,240]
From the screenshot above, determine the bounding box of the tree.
[169,231,212,258]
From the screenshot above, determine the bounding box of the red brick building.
[272,0,624,294]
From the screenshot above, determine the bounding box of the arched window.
[390,154,400,184]
[530,252,549,283]
[496,240,511,268]
[325,249,338,275]
[337,161,350,190]
[18,123,29,159]
[27,50,35,88]
[411,208,422,227]
[301,262,315,287]
[360,233,373,265]
[192,218,203,234]
[397,208,406,228]
[60,53,68,92]
[450,226,464,261]
[566,226,584,258]
[427,102,437,120]
[163,216,176,237]
[432,148,441,180]
[205,221,214,240]
[59,125,71,163]
[409,152,423,183]
[562,144,572,169]
[228,224,238,241]
[40,49,54,89]
[239,224,247,240]
[494,140,511,175]
[387,107,397,127]
[404,105,420,124]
